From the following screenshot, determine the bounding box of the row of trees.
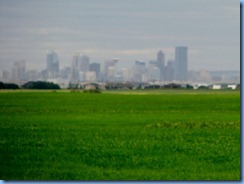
[104,82,194,90]
[0,81,60,90]
[0,82,19,89]
[22,81,60,89]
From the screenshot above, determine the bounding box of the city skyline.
[0,45,241,73]
[0,0,240,71]
[1,47,240,86]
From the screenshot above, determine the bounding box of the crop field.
[0,90,240,180]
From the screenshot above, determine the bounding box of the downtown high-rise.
[174,46,188,81]
[157,50,166,81]
[47,51,59,78]
[11,60,26,82]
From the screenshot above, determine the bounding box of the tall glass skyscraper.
[47,51,59,78]
[12,60,26,82]
[174,46,188,81]
[79,55,90,72]
[157,50,166,81]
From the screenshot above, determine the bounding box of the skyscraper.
[157,50,166,81]
[47,51,59,78]
[11,60,26,82]
[89,63,101,79]
[174,46,188,81]
[71,55,80,83]
[133,60,146,82]
[103,58,118,81]
[166,60,174,82]
[79,55,89,73]
[70,54,90,82]
[147,63,160,82]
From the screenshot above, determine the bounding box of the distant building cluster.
[130,47,188,82]
[0,46,240,88]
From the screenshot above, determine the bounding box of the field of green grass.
[0,90,240,180]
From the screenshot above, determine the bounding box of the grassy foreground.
[0,90,240,180]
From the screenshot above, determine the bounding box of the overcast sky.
[0,0,240,71]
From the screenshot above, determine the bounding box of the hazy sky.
[0,0,240,71]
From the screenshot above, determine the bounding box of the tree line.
[0,81,60,90]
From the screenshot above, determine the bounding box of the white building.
[227,84,238,90]
[212,84,221,90]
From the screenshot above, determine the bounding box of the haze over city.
[0,0,240,72]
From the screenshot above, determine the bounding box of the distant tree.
[4,83,19,89]
[145,85,160,89]
[0,82,19,89]
[163,83,180,89]
[186,84,193,89]
[22,81,60,89]
[198,85,209,89]
[0,82,6,89]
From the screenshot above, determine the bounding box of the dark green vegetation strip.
[0,91,240,180]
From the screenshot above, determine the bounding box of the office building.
[166,60,174,82]
[70,54,90,82]
[71,55,80,82]
[11,60,26,82]
[157,50,166,81]
[147,63,160,82]
[47,51,59,78]
[89,63,101,78]
[79,55,90,72]
[133,60,146,82]
[103,58,118,81]
[122,68,133,81]
[174,46,188,81]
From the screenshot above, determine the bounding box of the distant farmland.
[0,90,240,180]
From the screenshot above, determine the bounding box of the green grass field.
[0,90,240,180]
